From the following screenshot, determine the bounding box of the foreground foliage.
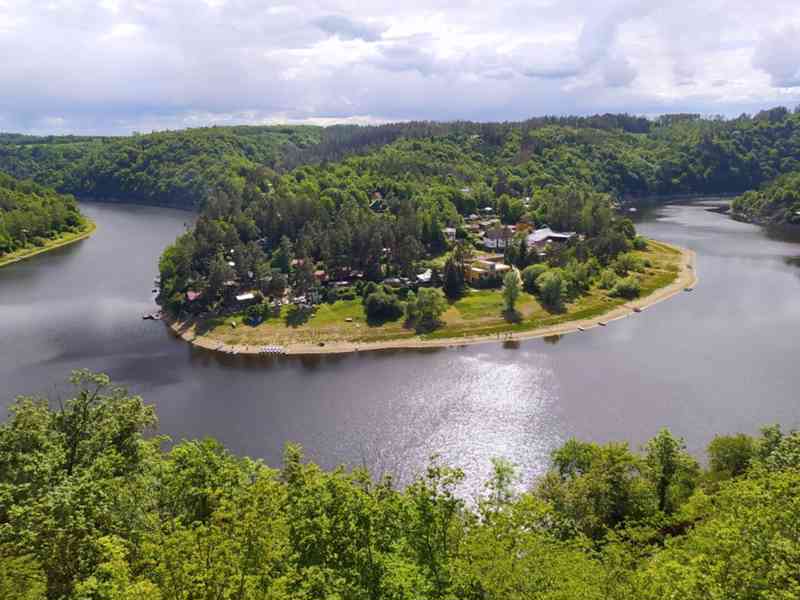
[1,372,798,599]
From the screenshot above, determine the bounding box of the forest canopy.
[3,107,800,212]
[0,371,797,600]
[0,172,86,257]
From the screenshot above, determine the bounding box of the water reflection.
[2,200,800,497]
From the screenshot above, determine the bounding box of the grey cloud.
[753,26,800,87]
[603,57,637,87]
[0,0,799,134]
[313,14,386,41]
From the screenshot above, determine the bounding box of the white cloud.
[0,0,798,134]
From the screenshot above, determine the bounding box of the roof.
[236,292,256,302]
[527,227,576,244]
[485,226,513,240]
[186,290,203,302]
[417,268,432,283]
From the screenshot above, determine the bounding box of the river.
[1,200,799,496]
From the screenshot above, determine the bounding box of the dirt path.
[166,242,697,357]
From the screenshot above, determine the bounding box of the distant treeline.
[2,107,800,213]
[1,370,798,599]
[0,171,85,256]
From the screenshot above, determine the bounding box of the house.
[186,290,203,303]
[483,225,514,250]
[465,259,512,285]
[526,227,576,250]
[313,270,328,283]
[467,213,480,221]
[416,269,433,285]
[443,227,457,242]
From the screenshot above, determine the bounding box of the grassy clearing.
[192,239,683,347]
[0,220,96,269]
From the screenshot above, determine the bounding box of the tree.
[291,259,316,298]
[364,291,403,321]
[265,271,287,299]
[406,287,447,331]
[522,264,548,293]
[207,253,235,301]
[644,429,699,514]
[707,434,756,479]
[537,269,565,310]
[442,257,465,300]
[272,235,294,273]
[502,271,520,314]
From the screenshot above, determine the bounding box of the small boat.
[598,321,608,327]
[577,326,585,332]
[684,287,693,292]
[633,307,642,313]
[142,312,162,321]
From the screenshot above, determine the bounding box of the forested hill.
[0,126,323,210]
[732,170,800,225]
[2,107,800,211]
[2,370,799,599]
[0,172,85,257]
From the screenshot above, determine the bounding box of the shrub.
[632,235,648,250]
[610,275,640,299]
[598,269,618,290]
[522,264,549,293]
[537,269,566,311]
[612,253,644,276]
[364,291,403,321]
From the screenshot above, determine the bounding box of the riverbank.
[0,219,96,269]
[166,240,696,357]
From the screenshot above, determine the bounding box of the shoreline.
[166,242,698,357]
[0,219,96,269]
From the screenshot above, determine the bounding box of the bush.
[612,253,644,276]
[364,291,403,321]
[632,235,648,250]
[522,264,549,293]
[537,269,566,311]
[610,275,640,299]
[598,269,618,290]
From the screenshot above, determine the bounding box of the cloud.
[0,0,798,134]
[313,14,386,42]
[753,25,800,88]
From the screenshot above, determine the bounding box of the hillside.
[1,370,798,599]
[732,170,800,225]
[0,172,88,263]
[3,108,800,211]
[0,126,323,210]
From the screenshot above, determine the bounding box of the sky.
[1,0,799,134]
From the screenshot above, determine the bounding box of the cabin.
[484,225,514,250]
[465,258,511,285]
[526,227,576,250]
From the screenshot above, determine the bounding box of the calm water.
[2,201,799,495]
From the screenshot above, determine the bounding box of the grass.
[0,220,96,269]
[191,239,683,348]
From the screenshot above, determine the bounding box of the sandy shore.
[167,242,697,357]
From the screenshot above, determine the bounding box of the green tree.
[707,433,756,479]
[643,429,699,514]
[502,270,521,315]
[442,257,465,300]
